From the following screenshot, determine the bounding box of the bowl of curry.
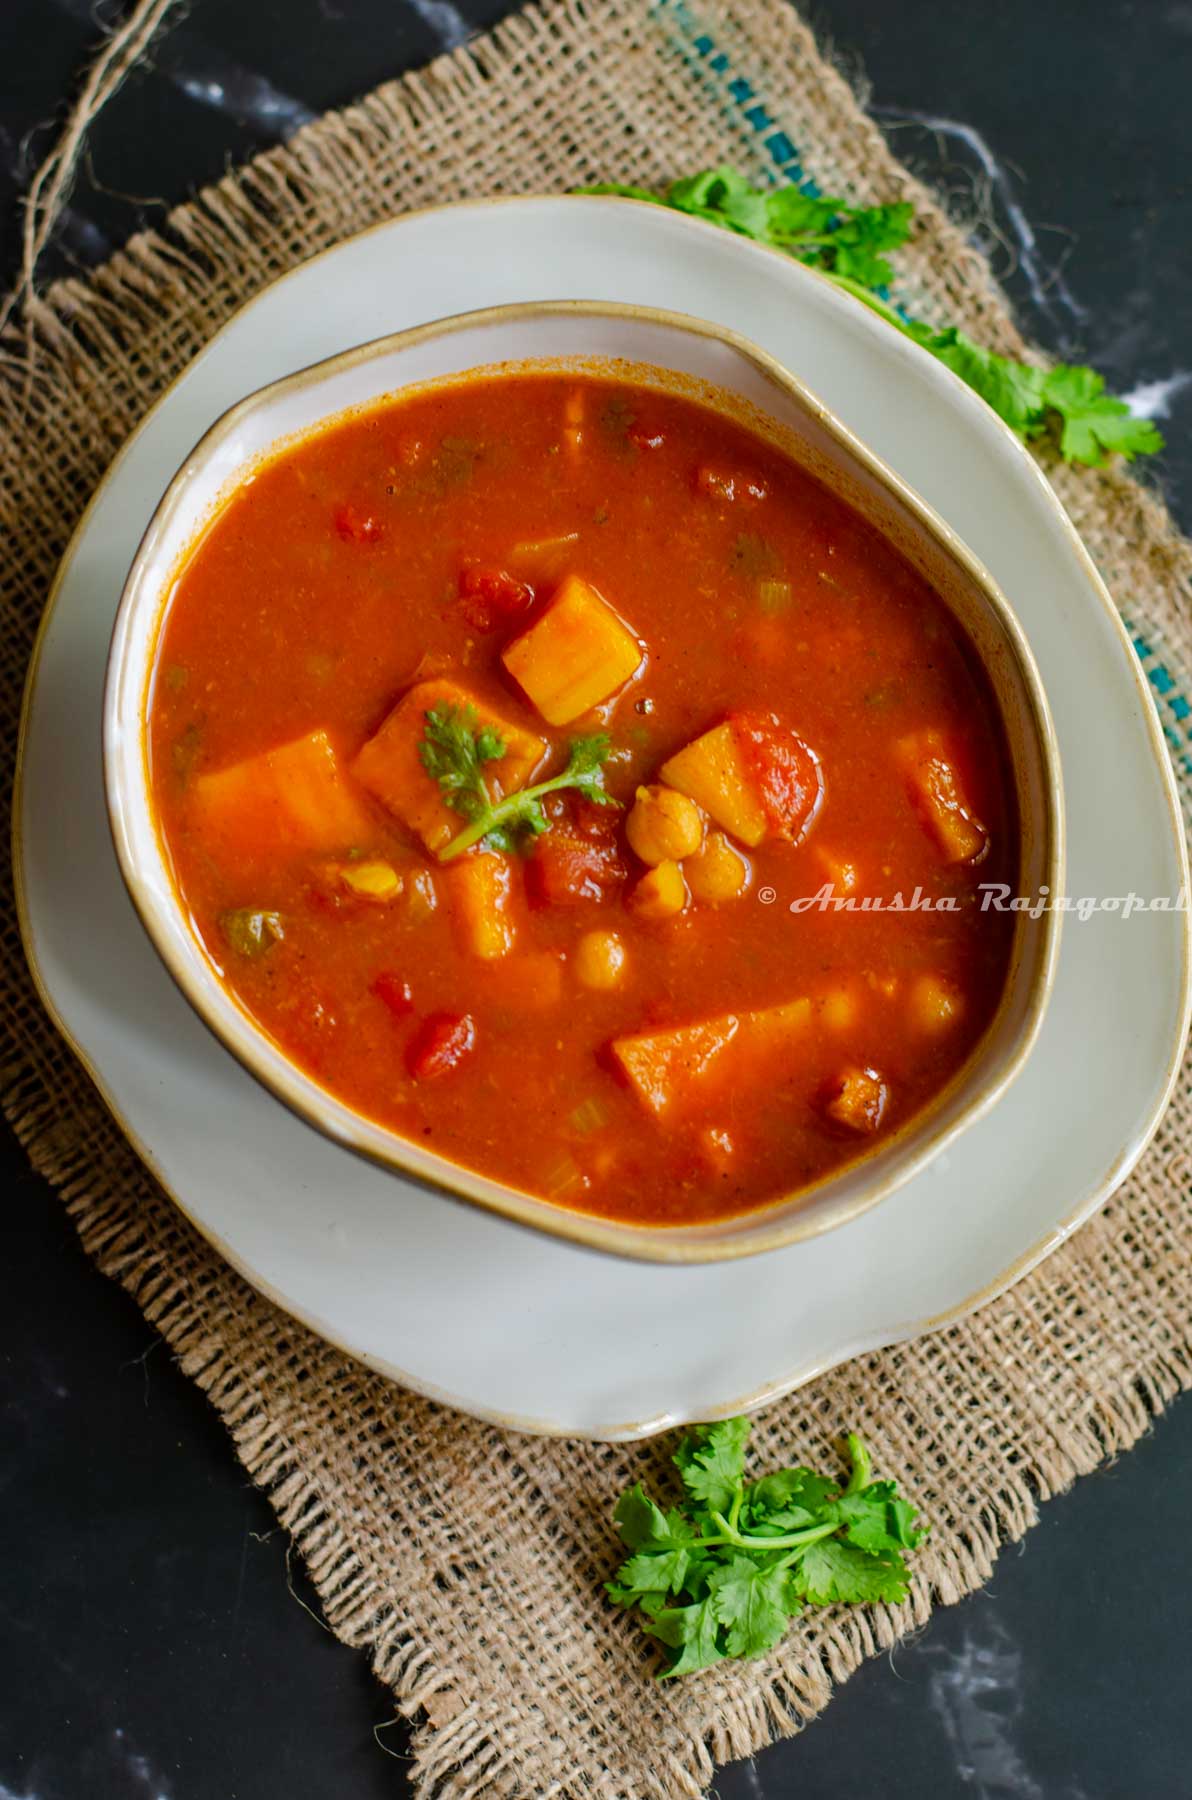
[104,302,1063,1262]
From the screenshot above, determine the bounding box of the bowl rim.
[101,295,1065,1263]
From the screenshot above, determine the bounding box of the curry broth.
[148,372,1017,1225]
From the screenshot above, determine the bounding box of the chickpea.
[339,859,402,900]
[575,928,627,991]
[626,784,704,866]
[686,830,751,904]
[627,859,688,921]
[908,972,964,1034]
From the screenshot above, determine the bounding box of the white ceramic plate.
[17,198,1190,1439]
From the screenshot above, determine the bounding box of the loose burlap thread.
[4,3,1192,1795]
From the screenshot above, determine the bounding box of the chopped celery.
[730,531,777,578]
[757,579,792,615]
[219,909,285,957]
[570,1095,611,1135]
[545,1153,587,1198]
[172,721,203,786]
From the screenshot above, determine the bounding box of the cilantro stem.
[843,1432,871,1495]
[704,1510,840,1555]
[439,764,609,861]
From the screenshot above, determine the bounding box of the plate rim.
[13,194,1192,1439]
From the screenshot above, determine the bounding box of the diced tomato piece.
[694,465,769,505]
[569,793,622,842]
[730,709,824,844]
[406,1011,476,1080]
[334,502,384,544]
[457,564,535,633]
[372,972,414,1019]
[526,831,627,908]
[628,423,667,451]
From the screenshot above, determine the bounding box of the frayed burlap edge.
[4,3,1192,1797]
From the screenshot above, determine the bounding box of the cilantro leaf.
[577,169,1163,467]
[607,1420,924,1677]
[1040,364,1165,465]
[420,714,621,861]
[792,1538,911,1607]
[709,1557,797,1659]
[673,1416,752,1513]
[668,165,772,239]
[418,704,506,823]
[642,1594,725,1678]
[834,1481,927,1553]
[744,1467,838,1520]
[612,1482,674,1551]
[607,1546,693,1604]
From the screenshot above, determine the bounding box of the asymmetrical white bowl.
[102,301,1062,1263]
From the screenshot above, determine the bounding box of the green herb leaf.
[642,1594,725,1678]
[1040,363,1164,465]
[607,1419,924,1677]
[418,704,507,824]
[420,712,621,861]
[674,1416,752,1514]
[709,1557,797,1659]
[578,170,1162,466]
[792,1538,911,1607]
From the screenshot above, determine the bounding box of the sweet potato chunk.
[612,997,811,1115]
[897,730,988,864]
[352,679,545,856]
[192,729,375,859]
[610,1014,740,1115]
[502,574,643,725]
[659,721,768,846]
[448,852,516,960]
[740,997,812,1052]
[818,1066,889,1134]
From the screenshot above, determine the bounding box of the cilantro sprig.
[581,167,1162,468]
[419,703,619,860]
[608,1417,925,1677]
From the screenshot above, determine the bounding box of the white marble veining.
[408,0,473,48]
[924,1616,1085,1800]
[874,104,1087,348]
[1122,370,1192,419]
[51,0,317,138]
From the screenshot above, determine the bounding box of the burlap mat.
[4,3,1192,1794]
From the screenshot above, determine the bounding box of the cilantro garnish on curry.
[148,371,1017,1226]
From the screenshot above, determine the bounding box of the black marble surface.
[3,3,1191,1796]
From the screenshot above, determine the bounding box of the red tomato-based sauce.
[148,373,1017,1226]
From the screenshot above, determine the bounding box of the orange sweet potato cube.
[610,1013,740,1115]
[192,729,375,860]
[897,729,988,864]
[740,997,812,1052]
[502,574,643,725]
[352,679,546,856]
[659,721,767,847]
[448,852,516,961]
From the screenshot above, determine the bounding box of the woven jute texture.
[5,3,1192,1795]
